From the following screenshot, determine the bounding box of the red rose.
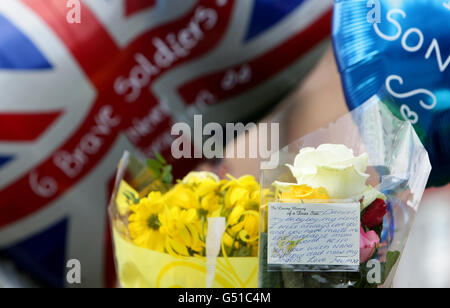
[362,198,387,229]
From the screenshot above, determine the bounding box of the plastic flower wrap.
[109,154,264,288]
[259,97,431,288]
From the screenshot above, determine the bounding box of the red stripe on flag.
[0,111,62,142]
[177,9,332,105]
[125,0,156,16]
[22,0,121,89]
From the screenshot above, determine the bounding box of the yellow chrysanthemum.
[242,213,259,239]
[189,175,223,215]
[230,212,259,244]
[228,204,245,225]
[200,192,222,215]
[159,206,203,256]
[223,175,260,210]
[195,179,220,196]
[222,232,239,249]
[226,204,259,255]
[164,184,199,210]
[128,192,166,252]
[125,171,264,258]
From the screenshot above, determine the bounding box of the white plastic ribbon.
[205,217,226,288]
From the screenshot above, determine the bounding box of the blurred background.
[394,185,450,288]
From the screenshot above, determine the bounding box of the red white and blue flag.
[0,0,332,287]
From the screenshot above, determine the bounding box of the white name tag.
[268,202,360,267]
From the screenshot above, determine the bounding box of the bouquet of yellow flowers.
[109,153,264,288]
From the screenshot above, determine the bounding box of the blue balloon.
[333,0,450,186]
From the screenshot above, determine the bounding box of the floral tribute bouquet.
[259,98,432,288]
[109,153,263,288]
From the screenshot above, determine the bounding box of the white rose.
[285,144,370,199]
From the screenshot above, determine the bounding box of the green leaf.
[161,165,173,184]
[123,190,139,205]
[148,159,161,168]
[147,159,162,177]
[155,152,166,165]
[233,246,252,257]
[145,153,173,185]
[382,251,400,283]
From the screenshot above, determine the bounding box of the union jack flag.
[0,0,332,287]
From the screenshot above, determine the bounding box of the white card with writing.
[268,202,360,266]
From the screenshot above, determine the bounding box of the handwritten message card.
[268,202,360,267]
